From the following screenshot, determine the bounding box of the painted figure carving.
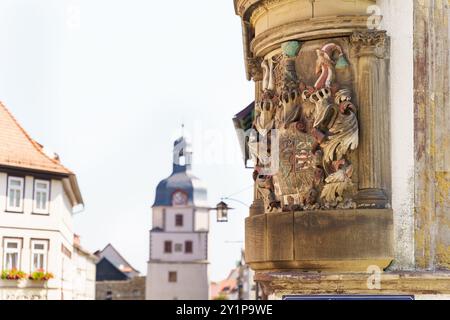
[252,39,359,212]
[314,43,349,90]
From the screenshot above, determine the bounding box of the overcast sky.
[0,0,254,281]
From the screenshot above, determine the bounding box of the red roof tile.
[0,101,72,175]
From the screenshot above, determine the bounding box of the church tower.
[146,136,210,300]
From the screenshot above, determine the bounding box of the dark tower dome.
[152,136,207,207]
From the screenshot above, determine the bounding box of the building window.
[168,271,177,283]
[174,243,183,252]
[7,176,24,212]
[31,240,48,271]
[33,180,50,214]
[164,241,172,253]
[175,214,183,227]
[3,238,22,270]
[185,241,193,254]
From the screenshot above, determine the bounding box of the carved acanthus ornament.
[251,38,360,212]
[350,31,388,58]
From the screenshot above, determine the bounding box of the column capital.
[350,30,389,59]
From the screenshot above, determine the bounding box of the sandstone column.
[350,31,391,208]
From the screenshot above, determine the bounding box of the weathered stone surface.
[95,277,146,300]
[267,212,293,261]
[255,271,450,297]
[246,209,394,272]
[413,0,450,271]
[245,214,267,262]
[294,210,393,260]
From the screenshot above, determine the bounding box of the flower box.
[0,279,48,289]
[1,269,27,281]
[1,270,53,288]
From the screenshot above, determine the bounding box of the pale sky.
[0,0,254,281]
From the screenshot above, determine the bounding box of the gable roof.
[96,244,140,278]
[0,101,83,206]
[96,257,129,282]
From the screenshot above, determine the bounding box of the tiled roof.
[0,101,72,175]
[96,244,140,278]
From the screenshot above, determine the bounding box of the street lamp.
[215,201,232,223]
[211,198,249,223]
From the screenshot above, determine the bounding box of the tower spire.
[173,128,192,173]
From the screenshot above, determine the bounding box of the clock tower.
[146,136,210,300]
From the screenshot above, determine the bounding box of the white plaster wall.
[152,206,210,232]
[165,207,194,232]
[194,208,209,232]
[72,249,96,300]
[146,263,209,300]
[0,172,84,300]
[152,207,164,229]
[377,0,415,269]
[150,232,208,261]
[0,175,74,246]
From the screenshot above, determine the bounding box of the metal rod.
[222,197,250,208]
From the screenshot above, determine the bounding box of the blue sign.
[283,295,415,301]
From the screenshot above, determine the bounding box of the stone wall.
[95,277,146,300]
[413,0,450,271]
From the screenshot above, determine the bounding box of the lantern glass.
[216,201,229,223]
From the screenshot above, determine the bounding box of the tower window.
[164,241,172,253]
[185,241,193,254]
[168,271,177,283]
[175,214,184,227]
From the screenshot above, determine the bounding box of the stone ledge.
[246,209,394,272]
[254,271,450,296]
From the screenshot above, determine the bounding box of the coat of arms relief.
[251,39,360,213]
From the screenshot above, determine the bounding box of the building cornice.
[251,15,373,58]
[233,0,378,81]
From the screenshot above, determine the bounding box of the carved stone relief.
[252,38,360,211]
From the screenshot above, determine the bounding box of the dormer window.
[7,176,24,212]
[33,179,50,214]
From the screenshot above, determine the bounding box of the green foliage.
[1,269,54,281]
[29,270,54,281]
[1,269,27,280]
